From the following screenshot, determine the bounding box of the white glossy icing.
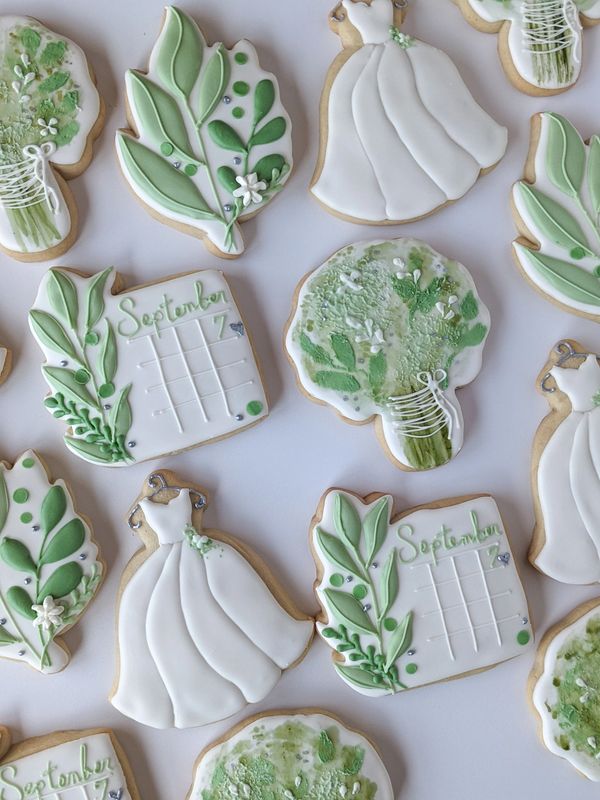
[111,490,312,729]
[311,0,507,222]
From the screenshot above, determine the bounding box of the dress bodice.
[551,355,600,412]
[343,0,393,43]
[140,489,193,544]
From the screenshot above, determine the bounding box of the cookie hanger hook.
[541,340,596,393]
[128,473,207,529]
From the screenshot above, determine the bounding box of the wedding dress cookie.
[111,471,313,729]
[513,113,600,320]
[285,238,490,471]
[530,598,600,780]
[117,6,292,259]
[0,725,140,799]
[530,340,600,584]
[0,450,103,674]
[0,15,104,261]
[29,266,268,466]
[310,0,507,224]
[0,345,10,385]
[455,0,600,95]
[312,489,534,696]
[187,710,395,800]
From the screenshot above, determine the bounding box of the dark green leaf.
[459,290,478,321]
[330,333,355,370]
[110,384,133,437]
[391,275,417,300]
[155,6,202,98]
[249,116,286,148]
[368,351,386,394]
[313,371,360,392]
[254,154,285,183]
[21,27,41,54]
[85,267,113,332]
[363,497,390,566]
[40,40,66,67]
[588,135,600,216]
[43,366,99,410]
[0,627,19,645]
[64,436,114,464]
[380,549,399,619]
[217,165,239,194]
[518,182,592,255]
[0,471,8,534]
[253,79,275,126]
[324,588,376,634]
[207,120,247,153]
[40,519,85,565]
[7,587,35,620]
[336,663,382,690]
[521,247,600,306]
[197,45,229,124]
[39,71,69,94]
[0,539,36,573]
[457,322,488,349]
[316,527,362,577]
[47,269,78,329]
[29,310,77,359]
[342,747,365,775]
[38,561,83,602]
[41,485,67,535]
[384,612,413,670]
[317,731,335,763]
[334,493,362,549]
[299,332,332,366]
[99,320,117,385]
[546,113,586,198]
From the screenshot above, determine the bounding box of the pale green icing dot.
[20,512,33,524]
[21,458,35,468]
[406,662,418,674]
[235,52,248,64]
[232,106,244,119]
[13,488,29,503]
[233,80,250,96]
[185,164,198,176]
[330,573,344,587]
[160,141,174,156]
[352,584,368,600]
[383,618,397,631]
[517,630,530,646]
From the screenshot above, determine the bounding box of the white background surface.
[1,0,600,797]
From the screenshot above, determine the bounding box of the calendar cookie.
[530,597,600,780]
[0,15,104,261]
[310,0,507,224]
[29,266,268,466]
[455,0,600,95]
[111,471,313,729]
[312,489,533,695]
[187,709,394,800]
[285,238,490,471]
[513,113,600,320]
[0,725,140,799]
[117,6,292,259]
[0,345,10,385]
[0,450,103,673]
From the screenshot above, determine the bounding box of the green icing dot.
[383,618,397,631]
[13,488,29,503]
[85,331,99,346]
[233,81,250,96]
[330,573,344,587]
[98,382,115,398]
[352,584,368,600]
[571,246,586,260]
[232,107,244,119]
[21,458,35,468]
[184,164,198,176]
[75,369,90,384]
[20,512,33,524]
[160,141,174,156]
[235,52,248,64]
[246,400,263,416]
[406,662,418,674]
[517,630,531,646]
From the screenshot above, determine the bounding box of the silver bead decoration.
[0,619,6,626]
[235,413,243,421]
[79,553,87,561]
[18,649,25,656]
[521,617,529,626]
[32,525,40,532]
[224,203,233,212]
[371,562,379,569]
[24,577,31,585]
[60,360,68,367]
[223,95,232,104]
[345,575,353,582]
[127,441,136,448]
[233,156,242,165]
[103,404,111,410]
[173,161,181,169]
[354,406,360,412]
[407,649,416,656]
[362,604,371,612]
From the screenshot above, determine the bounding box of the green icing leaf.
[110,384,133,437]
[588,135,600,217]
[42,366,99,410]
[317,731,335,763]
[38,72,69,94]
[316,527,362,577]
[155,6,202,98]
[368,351,386,394]
[299,333,332,366]
[217,166,239,194]
[64,437,114,464]
[336,663,382,690]
[333,493,361,549]
[41,486,67,535]
[457,322,487,349]
[253,79,275,126]
[99,321,117,385]
[40,40,66,67]
[0,539,36,574]
[40,519,85,566]
[363,497,389,566]
[0,627,19,646]
[249,116,286,148]
[380,549,399,619]
[517,182,591,255]
[0,471,8,534]
[128,71,195,159]
[85,267,113,332]
[384,611,413,671]
[47,270,78,330]
[324,588,376,635]
[522,247,600,306]
[29,310,77,359]
[330,333,355,370]
[20,27,41,54]
[207,120,247,153]
[546,113,586,198]
[197,45,229,124]
[7,587,35,620]
[342,747,365,775]
[55,122,80,147]
[60,91,79,114]
[254,154,285,183]
[38,561,83,602]
[118,134,215,220]
[313,371,360,392]
[459,290,478,321]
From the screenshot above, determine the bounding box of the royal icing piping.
[312,491,533,696]
[0,732,134,799]
[462,0,600,92]
[29,267,268,466]
[0,15,100,256]
[311,0,507,222]
[513,113,600,317]
[111,482,313,729]
[532,604,600,780]
[188,712,394,800]
[117,6,293,258]
[0,450,102,673]
[286,239,490,471]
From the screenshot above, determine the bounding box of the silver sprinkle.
[343,395,349,401]
[173,161,181,169]
[32,525,40,532]
[24,577,31,585]
[235,413,243,421]
[79,553,87,560]
[521,617,528,625]
[371,562,378,569]
[127,441,136,448]
[407,649,416,656]
[224,203,233,212]
[18,650,25,656]
[355,406,360,412]
[233,156,242,165]
[362,604,371,612]
[103,404,111,410]
[345,575,353,582]
[223,95,232,104]
[60,360,68,367]
[0,619,6,626]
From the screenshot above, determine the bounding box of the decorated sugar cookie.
[455,0,600,95]
[29,266,268,466]
[0,725,140,798]
[310,0,507,224]
[513,113,600,320]
[116,6,292,259]
[111,471,313,729]
[0,450,103,673]
[0,15,103,261]
[530,598,600,780]
[0,345,10,384]
[530,340,600,584]
[285,239,490,471]
[312,489,533,696]
[187,710,394,800]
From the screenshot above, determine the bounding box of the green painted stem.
[183,100,226,227]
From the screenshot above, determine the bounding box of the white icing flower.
[11,80,20,95]
[13,64,23,78]
[435,295,458,320]
[232,173,267,207]
[392,257,405,269]
[588,736,597,749]
[38,117,58,137]
[352,783,361,796]
[32,596,64,631]
[337,269,362,295]
[21,53,30,67]
[191,533,209,548]
[339,787,348,798]
[23,71,35,86]
[354,317,385,354]
[576,677,588,688]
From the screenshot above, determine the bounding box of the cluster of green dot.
[15,456,35,524]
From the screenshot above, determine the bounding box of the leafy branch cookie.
[116,6,292,259]
[512,113,600,320]
[312,489,534,695]
[0,15,104,261]
[29,266,268,466]
[455,0,600,95]
[111,471,313,729]
[0,450,103,673]
[0,725,141,799]
[187,709,395,800]
[285,238,490,471]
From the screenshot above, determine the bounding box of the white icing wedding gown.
[111,490,313,728]
[535,356,600,584]
[312,0,507,221]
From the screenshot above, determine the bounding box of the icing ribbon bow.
[416,369,460,437]
[22,142,60,214]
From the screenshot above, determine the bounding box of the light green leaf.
[0,627,19,645]
[42,366,99,410]
[459,290,478,321]
[546,113,586,198]
[316,527,362,577]
[363,497,390,566]
[0,471,8,534]
[41,485,67,535]
[40,519,85,565]
[457,322,487,349]
[249,116,286,148]
[0,539,36,574]
[517,182,592,255]
[368,351,386,394]
[40,40,66,67]
[379,549,399,620]
[317,731,335,763]
[85,267,112,332]
[313,371,360,392]
[253,79,275,126]
[55,122,80,148]
[324,588,376,635]
[299,332,332,366]
[155,6,202,98]
[110,384,133,438]
[64,436,113,464]
[522,247,600,306]
[254,154,285,184]
[217,165,239,194]
[588,135,600,217]
[336,664,382,691]
[39,71,69,94]
[99,320,117,385]
[47,270,78,330]
[197,45,229,124]
[20,27,41,54]
[384,611,413,671]
[330,333,355,371]
[29,310,77,359]
[38,561,83,602]
[7,587,35,620]
[333,493,362,550]
[207,120,247,153]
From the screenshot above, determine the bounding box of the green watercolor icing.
[13,489,29,503]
